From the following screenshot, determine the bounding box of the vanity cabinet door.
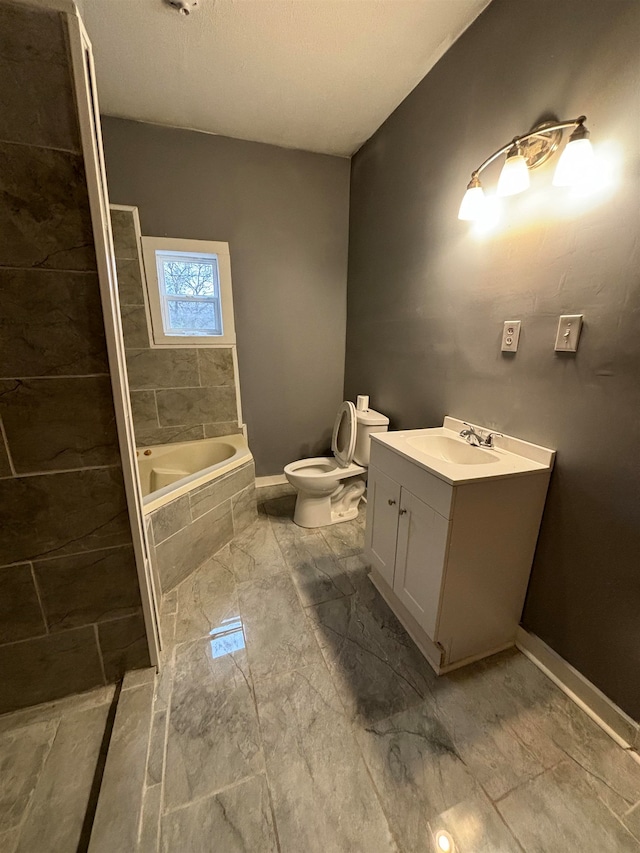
[365,466,402,588]
[393,488,449,640]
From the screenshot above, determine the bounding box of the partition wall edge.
[65,4,161,666]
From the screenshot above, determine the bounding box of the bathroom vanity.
[364,417,555,674]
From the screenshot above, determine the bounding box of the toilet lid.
[332,401,357,468]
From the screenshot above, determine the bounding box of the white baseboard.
[255,474,288,487]
[516,627,639,756]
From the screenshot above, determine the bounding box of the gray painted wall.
[345,0,640,717]
[102,118,351,476]
[0,1,148,712]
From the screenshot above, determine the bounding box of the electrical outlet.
[555,314,583,352]
[501,320,521,352]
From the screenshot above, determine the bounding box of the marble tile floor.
[0,683,116,852]
[133,494,640,852]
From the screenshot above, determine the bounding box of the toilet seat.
[332,401,357,467]
[284,456,365,484]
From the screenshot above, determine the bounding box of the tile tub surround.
[147,459,257,592]
[110,206,243,448]
[0,1,148,711]
[128,496,640,853]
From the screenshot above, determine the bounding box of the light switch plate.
[501,320,521,352]
[555,314,583,352]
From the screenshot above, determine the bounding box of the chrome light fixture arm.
[468,116,587,182]
[458,115,594,220]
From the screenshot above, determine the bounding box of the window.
[141,237,236,346]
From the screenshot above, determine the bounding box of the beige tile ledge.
[88,678,155,853]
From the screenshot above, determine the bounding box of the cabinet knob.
[399,508,407,515]
[388,499,396,506]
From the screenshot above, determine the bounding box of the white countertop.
[371,417,555,485]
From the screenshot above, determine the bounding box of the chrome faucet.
[460,423,503,448]
[459,423,483,446]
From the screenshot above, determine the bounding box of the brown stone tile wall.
[0,1,149,713]
[110,207,243,447]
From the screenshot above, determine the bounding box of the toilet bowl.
[284,401,389,528]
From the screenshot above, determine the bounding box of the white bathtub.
[138,433,252,513]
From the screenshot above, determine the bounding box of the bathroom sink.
[370,417,555,485]
[406,434,499,465]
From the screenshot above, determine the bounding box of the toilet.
[284,400,389,528]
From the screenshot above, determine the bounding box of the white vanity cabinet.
[367,467,449,639]
[364,422,554,674]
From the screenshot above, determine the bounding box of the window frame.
[140,237,236,347]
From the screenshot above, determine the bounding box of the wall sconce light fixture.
[458,116,596,221]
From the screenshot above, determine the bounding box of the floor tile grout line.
[580,755,640,847]
[136,687,162,848]
[266,519,357,608]
[159,772,270,818]
[236,595,283,853]
[0,686,116,730]
[562,745,640,814]
[500,712,566,775]
[485,794,529,853]
[4,716,62,845]
[491,759,564,805]
[263,519,332,670]
[248,657,335,688]
[14,715,63,842]
[156,631,178,844]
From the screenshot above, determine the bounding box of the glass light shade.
[553,137,596,186]
[458,185,486,221]
[496,152,530,197]
[435,831,454,852]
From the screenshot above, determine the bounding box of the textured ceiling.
[77,0,489,157]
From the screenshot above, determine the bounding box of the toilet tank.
[353,408,389,466]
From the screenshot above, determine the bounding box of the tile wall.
[0,0,149,713]
[110,207,243,447]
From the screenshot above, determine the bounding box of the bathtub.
[138,433,252,513]
[139,433,257,591]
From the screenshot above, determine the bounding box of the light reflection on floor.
[209,616,246,658]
